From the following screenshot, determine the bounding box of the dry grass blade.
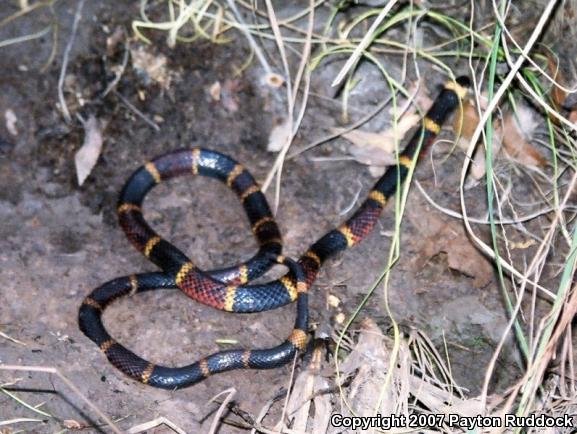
[330,319,488,433]
[260,0,314,217]
[284,368,315,433]
[288,96,393,159]
[113,90,161,131]
[0,24,51,48]
[282,343,330,433]
[0,364,122,434]
[493,0,577,95]
[57,0,86,123]
[331,0,399,87]
[225,0,272,76]
[0,331,27,346]
[4,1,577,432]
[128,416,187,434]
[460,0,560,304]
[415,180,571,228]
[460,0,577,414]
[0,417,43,428]
[0,386,52,418]
[495,170,577,416]
[207,387,237,434]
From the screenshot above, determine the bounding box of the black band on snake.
[78,76,470,389]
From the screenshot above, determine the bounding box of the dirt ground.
[0,1,567,433]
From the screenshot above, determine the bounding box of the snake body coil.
[78,76,469,389]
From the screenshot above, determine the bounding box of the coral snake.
[78,76,469,389]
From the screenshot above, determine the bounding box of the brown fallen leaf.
[75,115,105,186]
[545,51,567,109]
[570,110,577,125]
[282,340,331,434]
[468,121,503,184]
[130,45,171,89]
[455,98,544,180]
[267,118,291,152]
[338,113,421,166]
[209,81,221,101]
[408,199,494,288]
[220,79,243,112]
[4,109,18,136]
[453,100,480,151]
[340,81,433,168]
[339,319,408,417]
[453,99,503,184]
[510,239,537,250]
[63,419,84,429]
[502,106,546,167]
[106,26,124,57]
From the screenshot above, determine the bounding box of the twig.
[57,0,85,123]
[459,0,560,304]
[0,387,52,418]
[0,364,122,434]
[261,0,295,200]
[287,95,392,159]
[415,180,573,227]
[0,24,51,49]
[127,416,186,434]
[338,179,363,216]
[225,0,272,76]
[207,388,237,434]
[101,38,130,98]
[331,0,399,87]
[0,331,27,346]
[261,0,314,215]
[113,90,161,132]
[0,418,43,428]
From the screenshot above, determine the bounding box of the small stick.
[57,0,86,123]
[0,364,122,434]
[113,90,160,132]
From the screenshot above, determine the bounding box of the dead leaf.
[408,200,494,288]
[468,125,503,185]
[63,419,84,429]
[267,118,291,152]
[511,239,536,249]
[4,109,18,136]
[327,293,341,308]
[106,26,124,56]
[220,79,242,112]
[338,81,434,169]
[75,115,104,186]
[278,340,331,434]
[339,113,420,166]
[209,81,221,101]
[545,52,567,109]
[455,99,545,182]
[502,107,546,167]
[453,100,479,151]
[340,319,403,417]
[130,46,171,89]
[455,99,503,185]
